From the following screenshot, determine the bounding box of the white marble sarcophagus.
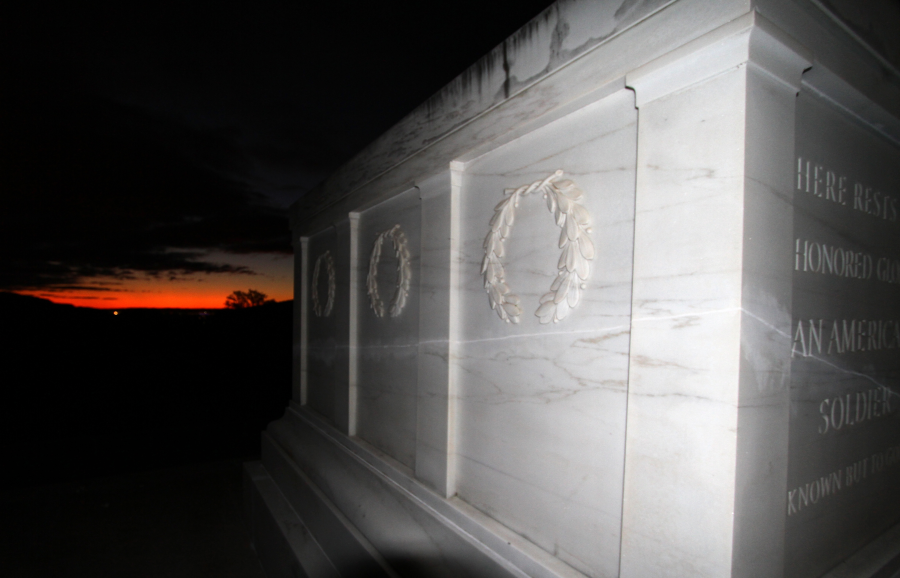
[244,1,900,577]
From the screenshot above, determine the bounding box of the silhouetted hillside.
[0,292,292,488]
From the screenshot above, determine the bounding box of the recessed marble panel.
[787,89,900,578]
[305,225,350,424]
[454,88,636,578]
[354,188,422,470]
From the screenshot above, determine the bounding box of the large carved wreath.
[367,224,412,318]
[311,250,335,317]
[482,170,594,324]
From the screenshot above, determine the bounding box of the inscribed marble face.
[787,90,900,578]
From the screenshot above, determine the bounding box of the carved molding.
[367,225,412,318]
[311,250,335,318]
[482,170,594,324]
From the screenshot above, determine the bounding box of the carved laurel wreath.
[311,250,336,317]
[367,224,412,318]
[482,170,594,324]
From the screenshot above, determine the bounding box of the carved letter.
[822,244,834,275]
[862,253,873,279]
[820,474,832,497]
[856,391,867,424]
[792,320,807,358]
[819,399,831,434]
[809,479,821,503]
[841,320,856,353]
[834,247,845,277]
[808,242,821,273]
[877,258,888,282]
[809,319,823,355]
[826,171,837,202]
[854,183,864,211]
[814,165,824,197]
[828,321,843,355]
[831,396,845,430]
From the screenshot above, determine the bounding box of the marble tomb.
[244,1,900,576]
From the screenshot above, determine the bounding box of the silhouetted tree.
[225,289,273,309]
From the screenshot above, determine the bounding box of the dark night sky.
[1,0,554,307]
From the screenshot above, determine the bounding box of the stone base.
[821,524,900,578]
[244,404,587,578]
[245,403,900,578]
[243,461,340,578]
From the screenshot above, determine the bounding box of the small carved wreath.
[311,250,336,317]
[482,170,594,324]
[367,224,412,318]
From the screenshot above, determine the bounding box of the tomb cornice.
[290,0,753,236]
[626,11,812,107]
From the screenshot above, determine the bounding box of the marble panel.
[453,88,636,578]
[621,65,748,578]
[353,188,422,469]
[731,57,799,578]
[786,88,900,578]
[415,171,456,496]
[305,225,351,424]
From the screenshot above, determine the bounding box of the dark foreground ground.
[1,460,265,578]
[0,292,291,576]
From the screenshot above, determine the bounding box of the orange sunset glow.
[17,253,293,309]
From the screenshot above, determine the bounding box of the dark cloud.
[1,91,278,290]
[1,1,554,292]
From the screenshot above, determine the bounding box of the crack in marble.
[631,305,741,323]
[632,354,701,373]
[799,353,899,392]
[741,308,791,340]
[456,453,606,516]
[454,323,632,346]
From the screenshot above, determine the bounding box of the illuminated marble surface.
[258,2,900,578]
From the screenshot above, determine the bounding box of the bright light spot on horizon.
[113,311,118,315]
